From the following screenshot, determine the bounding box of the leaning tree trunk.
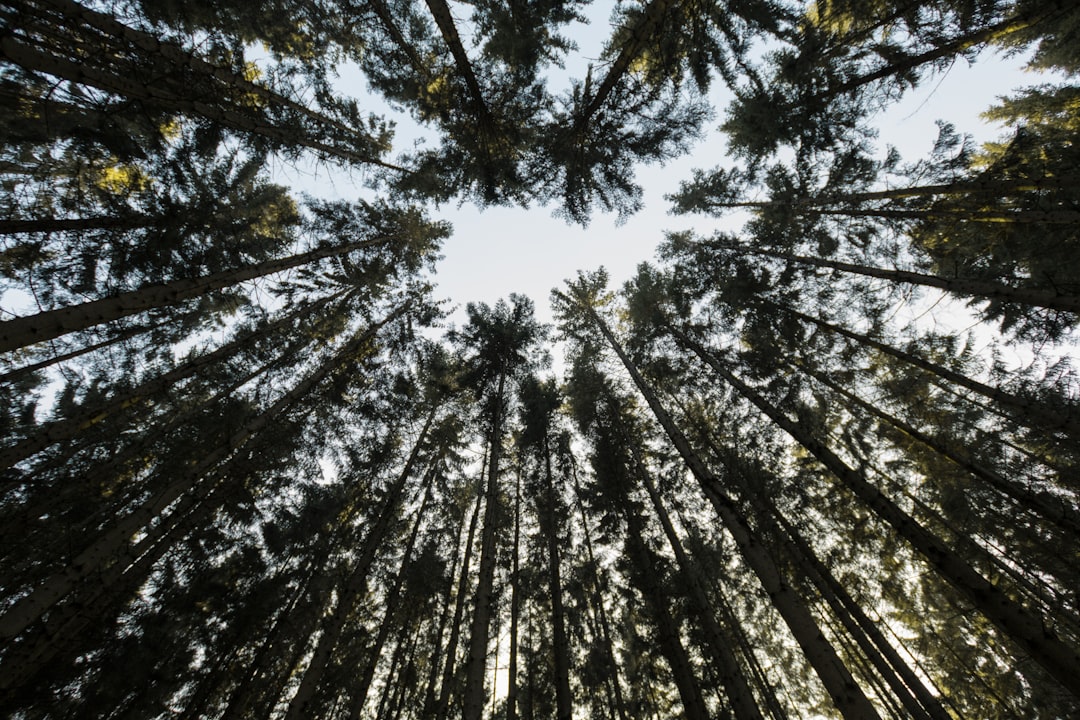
[0,237,386,353]
[623,511,711,720]
[0,290,347,471]
[542,433,574,720]
[283,407,439,720]
[0,304,408,646]
[715,243,1080,313]
[576,296,883,720]
[795,361,1080,537]
[768,301,1080,440]
[433,481,485,720]
[634,455,766,720]
[670,323,1080,696]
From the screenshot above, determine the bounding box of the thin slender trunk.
[0,237,386,353]
[767,504,951,720]
[0,215,153,235]
[422,516,466,717]
[574,0,676,131]
[623,513,711,720]
[671,324,1080,696]
[434,483,485,720]
[576,297,882,720]
[807,8,1058,102]
[797,362,1080,537]
[569,464,630,720]
[542,434,573,720]
[0,305,407,645]
[714,243,1080,313]
[507,467,522,720]
[348,470,436,720]
[771,302,1080,440]
[635,458,765,720]
[422,0,492,125]
[0,319,167,385]
[462,371,507,720]
[0,291,345,470]
[283,408,438,720]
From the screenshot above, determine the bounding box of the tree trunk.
[771,302,1080,440]
[462,371,507,720]
[623,512,711,720]
[716,243,1080,314]
[347,468,435,720]
[671,324,1080,696]
[0,215,153,235]
[570,463,630,720]
[0,237,385,353]
[575,296,882,720]
[808,7,1059,102]
[574,0,676,131]
[635,457,765,720]
[0,305,407,645]
[283,408,438,720]
[434,483,484,720]
[542,434,574,720]
[507,466,522,720]
[0,291,346,471]
[796,362,1080,537]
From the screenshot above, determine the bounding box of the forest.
[1,0,1079,717]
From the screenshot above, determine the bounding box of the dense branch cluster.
[1,0,1079,717]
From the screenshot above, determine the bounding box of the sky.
[269,7,1048,337]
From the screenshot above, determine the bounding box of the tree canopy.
[2,0,1079,718]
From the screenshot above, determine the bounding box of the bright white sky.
[271,3,1048,334]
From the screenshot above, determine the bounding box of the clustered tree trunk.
[3,0,1079,718]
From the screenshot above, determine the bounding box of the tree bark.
[715,243,1080,314]
[670,324,1080,696]
[0,304,408,645]
[573,294,883,720]
[283,407,438,720]
[0,291,345,470]
[542,434,574,720]
[0,238,386,353]
[433,483,484,720]
[770,302,1080,440]
[462,371,508,720]
[635,457,766,720]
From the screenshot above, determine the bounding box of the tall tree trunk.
[574,0,676,131]
[0,215,153,235]
[422,511,466,717]
[0,305,408,646]
[807,7,1059,102]
[769,302,1080,440]
[765,502,952,720]
[713,243,1080,313]
[795,362,1080,537]
[283,408,439,720]
[0,237,386,353]
[0,290,346,470]
[434,483,485,720]
[634,456,765,720]
[670,323,1080,696]
[542,434,574,720]
[623,511,711,720]
[0,318,167,385]
[347,469,436,720]
[462,371,507,720]
[574,296,882,720]
[507,466,522,720]
[569,464,631,720]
